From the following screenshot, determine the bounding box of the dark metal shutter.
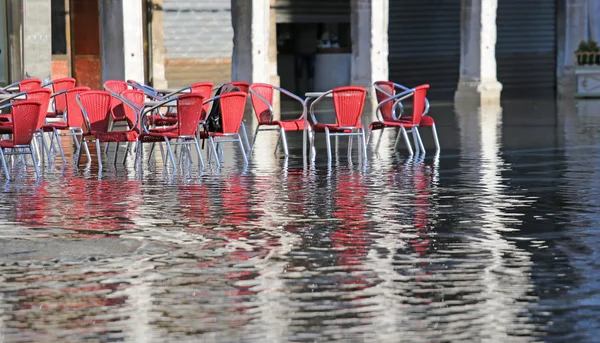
[388,0,461,100]
[496,0,557,98]
[163,0,233,88]
[274,0,350,23]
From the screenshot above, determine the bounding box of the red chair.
[138,93,206,170]
[230,81,249,94]
[368,84,430,156]
[152,82,214,126]
[0,89,53,163]
[249,83,308,158]
[0,100,42,179]
[309,86,368,164]
[47,77,76,118]
[82,89,145,167]
[75,91,113,168]
[370,81,439,154]
[42,86,91,162]
[200,91,248,167]
[0,78,43,95]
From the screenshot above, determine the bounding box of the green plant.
[576,40,600,65]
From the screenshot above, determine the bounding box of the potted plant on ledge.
[575,39,600,98]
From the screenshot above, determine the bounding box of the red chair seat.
[94,130,139,143]
[0,124,12,134]
[0,140,16,148]
[0,114,10,122]
[42,122,69,131]
[420,116,435,127]
[312,122,363,133]
[139,127,185,141]
[274,119,306,131]
[46,111,63,118]
[149,114,178,126]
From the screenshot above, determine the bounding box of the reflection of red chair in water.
[332,172,369,267]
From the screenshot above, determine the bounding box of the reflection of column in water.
[456,102,535,340]
[122,272,154,341]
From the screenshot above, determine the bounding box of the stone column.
[350,0,389,94]
[231,0,270,84]
[455,0,502,106]
[100,0,145,83]
[269,0,280,114]
[21,0,52,82]
[150,0,168,88]
[557,0,586,96]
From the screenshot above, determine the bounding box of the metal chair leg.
[164,137,177,171]
[250,126,260,156]
[82,136,91,162]
[30,144,40,178]
[104,120,114,154]
[375,127,385,153]
[238,134,248,165]
[208,136,220,167]
[240,123,251,152]
[347,134,353,159]
[122,142,130,165]
[193,137,204,169]
[361,128,368,164]
[394,128,402,150]
[53,129,66,163]
[325,127,332,164]
[401,127,413,155]
[414,127,426,155]
[95,140,103,171]
[280,128,289,158]
[431,124,440,152]
[274,131,281,155]
[113,142,119,165]
[0,148,9,180]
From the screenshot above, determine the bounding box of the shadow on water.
[0,97,600,341]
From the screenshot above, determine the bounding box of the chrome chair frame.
[373,82,439,154]
[248,85,310,158]
[0,101,41,179]
[201,94,248,168]
[139,96,205,171]
[309,90,368,165]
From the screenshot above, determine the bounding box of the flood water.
[0,97,599,342]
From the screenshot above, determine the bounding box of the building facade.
[0,0,593,105]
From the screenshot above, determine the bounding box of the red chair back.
[176,93,205,137]
[120,89,145,131]
[104,80,129,121]
[190,82,214,117]
[410,84,429,126]
[78,91,112,134]
[230,81,249,95]
[219,92,247,134]
[65,87,91,128]
[25,88,52,129]
[249,83,273,124]
[19,78,42,92]
[52,78,76,115]
[11,101,41,146]
[374,81,396,122]
[332,86,366,127]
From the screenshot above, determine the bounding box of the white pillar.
[455,0,502,106]
[100,0,145,83]
[150,0,168,88]
[350,0,389,93]
[557,0,587,96]
[231,0,270,84]
[21,0,52,82]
